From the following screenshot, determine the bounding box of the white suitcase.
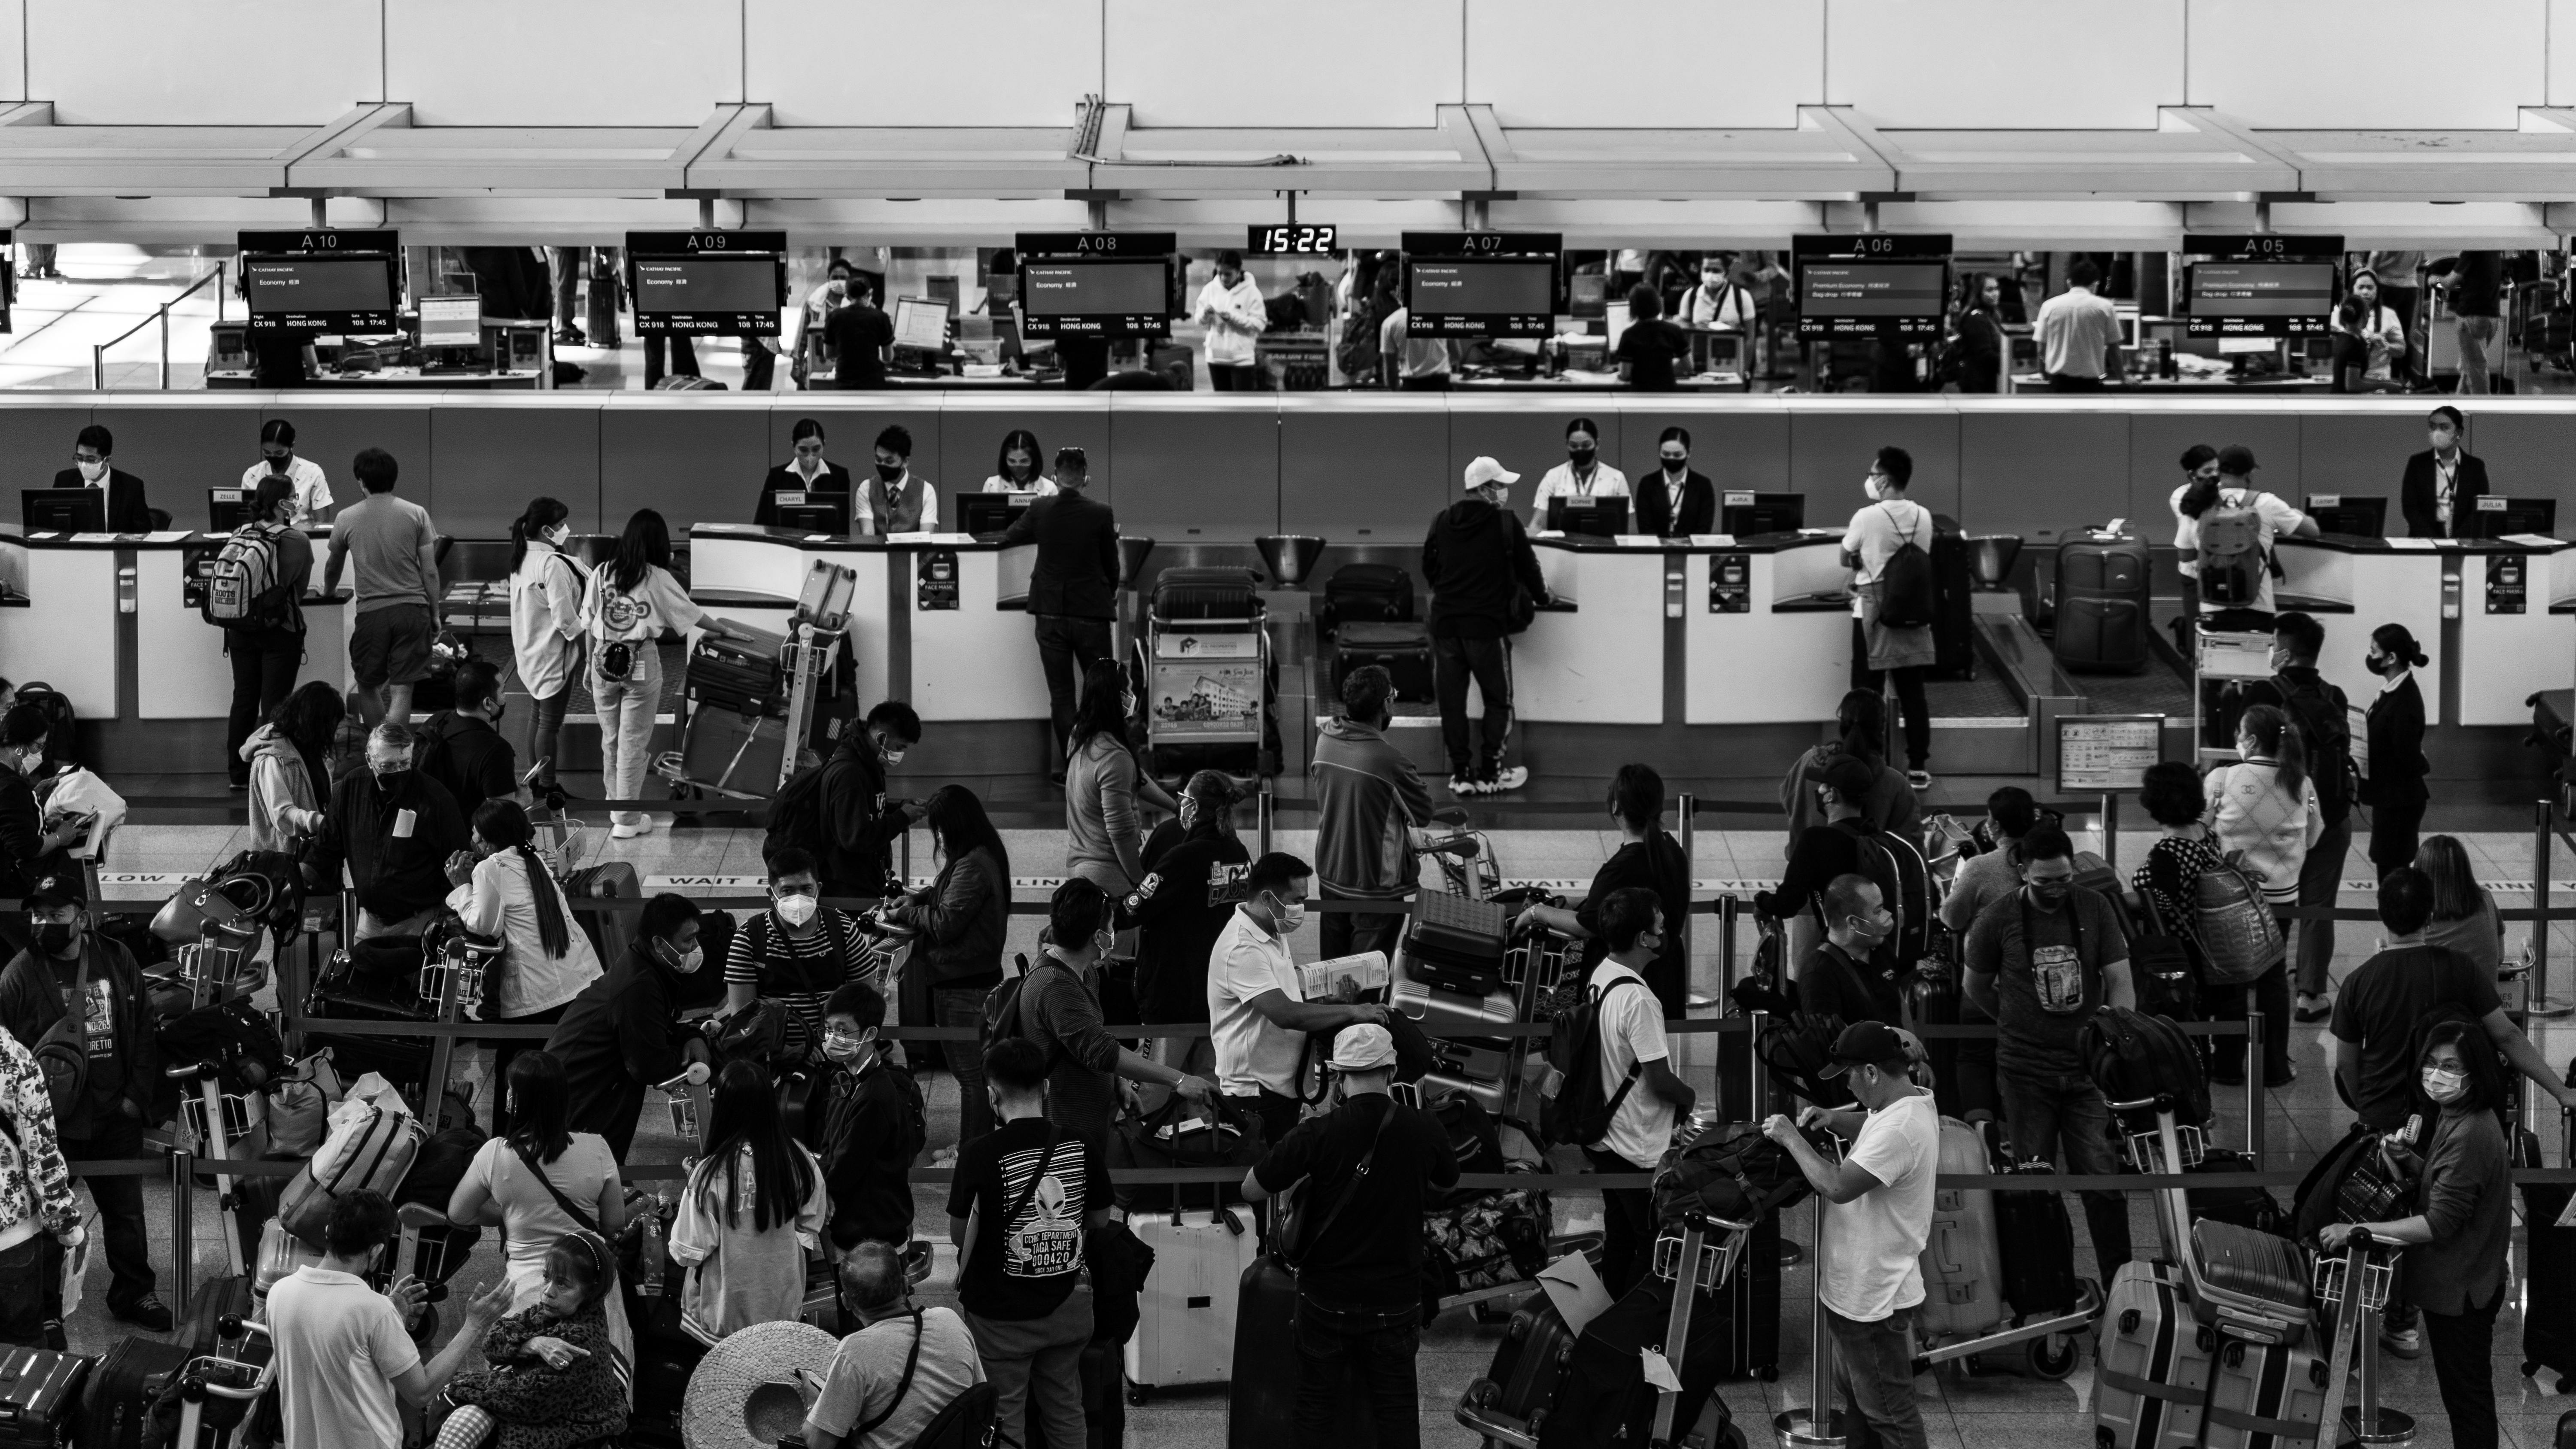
[1124,1201,1261,1397]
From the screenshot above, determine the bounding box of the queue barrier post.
[167,1148,193,1322]
[1774,1183,1847,1447]
[2534,799,2572,1018]
[1677,793,1696,981]
[2245,1000,2265,1167]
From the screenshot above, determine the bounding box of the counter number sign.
[2057,714,2164,794]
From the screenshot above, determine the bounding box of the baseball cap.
[1818,1020,1910,1078]
[1462,457,1521,491]
[21,873,81,913]
[1328,1024,1397,1072]
[2215,444,2259,476]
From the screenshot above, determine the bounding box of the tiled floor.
[86,808,2576,1445]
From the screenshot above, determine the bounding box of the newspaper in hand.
[1297,951,1389,1001]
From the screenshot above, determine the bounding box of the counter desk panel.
[1517,540,1665,724]
[2272,535,2576,730]
[1683,533,1853,725]
[0,537,118,719]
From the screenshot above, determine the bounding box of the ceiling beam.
[671,103,773,197]
[273,103,413,195]
[2159,107,2308,198]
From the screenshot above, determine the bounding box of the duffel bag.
[1106,1097,1264,1213]
[1423,1183,1550,1300]
[1650,1121,1817,1227]
[277,1099,425,1249]
[1756,1011,1852,1109]
[2079,1005,2211,1127]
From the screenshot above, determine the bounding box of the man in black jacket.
[1422,457,1549,796]
[303,721,470,939]
[2398,405,2490,538]
[813,700,923,897]
[814,981,919,1252]
[0,705,82,956]
[1001,447,1122,772]
[50,425,152,534]
[546,893,713,1161]
[418,661,519,823]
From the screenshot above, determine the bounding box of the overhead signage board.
[1400,231,1561,338]
[1015,232,1177,339]
[2182,234,2342,337]
[2058,714,2165,794]
[626,231,788,335]
[1793,234,1950,337]
[238,229,400,333]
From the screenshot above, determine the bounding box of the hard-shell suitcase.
[1333,621,1434,704]
[1713,1212,1781,1381]
[2201,1332,2329,1449]
[684,623,787,718]
[1153,567,1263,622]
[1390,967,1517,1112]
[1458,1297,1580,1443]
[1928,513,1976,681]
[1322,563,1416,636]
[1125,1199,1261,1397]
[2052,532,2153,674]
[0,1349,91,1447]
[1902,966,1969,1119]
[2093,1260,2213,1449]
[2525,1091,2576,1389]
[80,1338,190,1449]
[180,1275,256,1363]
[1989,1139,2080,1319]
[1226,1256,1301,1449]
[1915,1117,2005,1343]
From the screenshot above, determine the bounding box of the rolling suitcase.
[2051,531,2152,674]
[2201,1333,2329,1449]
[1928,513,1975,680]
[1457,1297,1581,1444]
[2093,1260,2213,1449]
[2524,1090,2576,1390]
[80,1338,191,1449]
[1125,1196,1260,1398]
[1914,1117,2004,1344]
[1333,621,1434,704]
[684,623,787,718]
[0,1349,91,1447]
[1712,1212,1780,1381]
[1901,966,1968,1119]
[1988,1136,2080,1319]
[1321,564,1415,637]
[1153,567,1262,622]
[2188,1148,2284,1236]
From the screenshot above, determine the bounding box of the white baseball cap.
[1328,1024,1398,1072]
[1462,456,1520,491]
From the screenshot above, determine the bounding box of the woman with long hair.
[2415,834,2505,975]
[508,495,586,793]
[890,784,1012,1146]
[1950,272,2005,393]
[450,1051,632,1371]
[983,428,1057,495]
[2202,704,2321,1086]
[242,679,343,853]
[2363,622,2433,878]
[668,1060,826,1343]
[448,799,604,1134]
[583,510,757,838]
[1065,659,1148,897]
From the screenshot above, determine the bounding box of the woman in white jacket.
[507,497,587,794]
[2203,703,2322,1088]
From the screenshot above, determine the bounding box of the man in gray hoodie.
[1313,665,1435,961]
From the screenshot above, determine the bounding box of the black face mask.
[2027,881,2073,909]
[31,923,75,956]
[1568,448,1596,468]
[876,463,905,483]
[372,767,410,793]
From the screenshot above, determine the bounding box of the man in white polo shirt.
[1205,850,1389,1148]
[1762,1021,1941,1449]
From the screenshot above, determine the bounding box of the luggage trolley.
[659,559,857,800]
[1135,566,1272,780]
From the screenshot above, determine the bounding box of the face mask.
[1178,799,1199,832]
[664,942,704,974]
[2421,1065,2467,1104]
[1568,447,1596,468]
[776,893,819,928]
[76,460,104,483]
[1121,693,1137,718]
[31,923,74,956]
[545,524,572,547]
[2367,651,2390,674]
[2027,879,2073,908]
[371,766,409,789]
[822,1030,870,1064]
[880,744,907,768]
[1661,456,1687,475]
[2430,430,2456,451]
[1268,894,1306,933]
[875,463,905,483]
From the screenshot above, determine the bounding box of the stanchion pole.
[1259,781,1275,857]
[1774,1191,1847,1447]
[2100,791,2119,873]
[2245,1011,2264,1167]
[169,1152,194,1321]
[1678,793,1697,975]
[2533,799,2572,1017]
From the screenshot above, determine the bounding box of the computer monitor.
[209,487,258,532]
[2467,496,2559,540]
[893,297,949,352]
[416,295,482,349]
[21,488,104,532]
[2302,494,2387,539]
[1720,492,1806,537]
[957,491,1034,536]
[1545,495,1629,539]
[771,492,851,536]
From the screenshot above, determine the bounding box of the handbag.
[596,639,633,681]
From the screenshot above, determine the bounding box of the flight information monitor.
[2182,234,2342,336]
[626,231,787,334]
[1015,232,1178,339]
[1793,234,1950,337]
[238,229,400,333]
[1399,232,1561,337]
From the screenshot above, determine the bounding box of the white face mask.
[76,460,105,483]
[879,740,907,768]
[2421,1064,2467,1105]
[775,893,820,928]
[662,941,704,974]
[1268,893,1306,934]
[545,524,572,547]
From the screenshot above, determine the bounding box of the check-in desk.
[687,525,1049,759]
[1684,534,1856,724]
[2272,533,2576,732]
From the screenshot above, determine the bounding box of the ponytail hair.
[510,496,571,574]
[1835,689,1888,766]
[473,799,570,959]
[2236,703,2308,802]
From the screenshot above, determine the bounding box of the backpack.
[2192,849,2285,986]
[1649,1121,1817,1226]
[982,953,1076,1078]
[2195,492,2269,606]
[200,523,291,629]
[761,758,832,866]
[1539,976,1645,1147]
[2269,673,2356,824]
[1829,819,1931,974]
[1335,306,1382,383]
[32,1018,85,1127]
[878,1056,930,1166]
[2079,1005,2211,1127]
[1872,503,1938,629]
[706,996,808,1072]
[277,1100,426,1249]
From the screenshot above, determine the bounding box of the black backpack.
[2080,1005,2211,1127]
[2269,672,2356,824]
[1873,503,1938,629]
[762,757,832,865]
[1540,976,1644,1146]
[1829,819,1930,974]
[981,954,1074,1077]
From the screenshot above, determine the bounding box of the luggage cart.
[172,1313,277,1449]
[1136,566,1271,779]
[658,559,856,801]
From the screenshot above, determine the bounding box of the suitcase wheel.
[1126,1382,1151,1406]
[2027,1334,2079,1380]
[1755,1365,1778,1382]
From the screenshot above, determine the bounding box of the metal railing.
[90,260,225,390]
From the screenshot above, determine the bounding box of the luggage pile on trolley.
[660,557,857,800]
[1134,565,1280,780]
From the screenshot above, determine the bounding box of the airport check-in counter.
[2272,533,2576,728]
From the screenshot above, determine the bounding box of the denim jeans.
[1319,901,1404,963]
[225,627,304,785]
[592,643,662,828]
[1825,1304,1928,1449]
[1999,1068,2132,1272]
[1295,1298,1420,1449]
[1034,615,1113,765]
[2421,1279,2503,1449]
[529,683,571,789]
[44,1110,154,1315]
[934,986,993,1147]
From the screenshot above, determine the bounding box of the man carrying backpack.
[788,701,923,897]
[1558,887,1694,1298]
[1841,446,1937,789]
[417,660,518,821]
[217,475,312,792]
[2238,612,2354,1022]
[2172,444,2320,626]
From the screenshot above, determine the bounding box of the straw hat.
[680,1319,840,1449]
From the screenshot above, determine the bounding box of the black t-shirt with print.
[947,1118,1112,1321]
[1964,887,2127,1079]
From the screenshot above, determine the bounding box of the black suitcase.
[1152,567,1262,622]
[180,1274,257,1364]
[2187,1148,2284,1236]
[1989,1137,2080,1318]
[1928,513,1975,680]
[2051,532,2152,674]
[2527,1092,2576,1391]
[1403,896,1509,998]
[1333,621,1434,704]
[1321,563,1415,637]
[685,626,787,718]
[0,1349,90,1447]
[81,1339,189,1449]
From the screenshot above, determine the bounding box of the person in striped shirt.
[725,847,875,1052]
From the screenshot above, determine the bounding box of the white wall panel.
[1107,0,1459,127]
[2551,0,2576,105]
[27,0,378,125]
[1467,0,1822,128]
[746,0,1097,127]
[1828,0,2182,129]
[388,0,739,126]
[0,0,26,101]
[2188,0,2545,129]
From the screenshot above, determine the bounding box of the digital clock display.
[1246,224,1338,256]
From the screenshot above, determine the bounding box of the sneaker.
[39,1321,62,1352]
[630,814,659,837]
[2380,1326,2425,1359]
[1448,774,1484,797]
[112,1294,173,1332]
[1484,766,1529,793]
[610,820,640,841]
[1906,769,1934,791]
[2293,996,2331,1024]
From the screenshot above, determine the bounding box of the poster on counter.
[1150,631,1262,741]
[2058,715,2164,794]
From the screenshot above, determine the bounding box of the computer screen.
[632,255,784,316]
[957,492,1033,536]
[242,255,398,316]
[2467,496,2558,540]
[772,494,851,536]
[2303,495,2387,539]
[417,295,482,348]
[208,487,257,533]
[1018,259,1172,336]
[1546,495,1628,539]
[893,298,949,351]
[21,488,104,533]
[1720,492,1806,537]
